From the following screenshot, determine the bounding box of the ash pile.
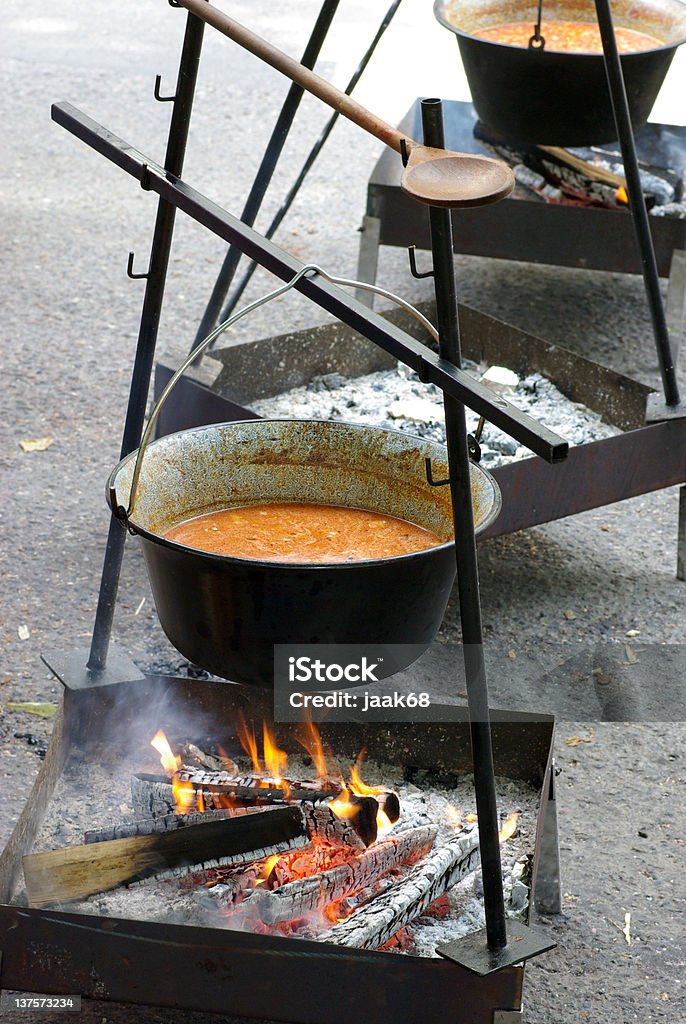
[252,361,619,467]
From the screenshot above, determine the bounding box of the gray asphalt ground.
[2,1,686,1021]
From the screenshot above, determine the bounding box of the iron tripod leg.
[594,0,680,410]
[86,9,206,673]
[418,98,555,975]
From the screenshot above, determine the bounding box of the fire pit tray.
[0,673,556,1024]
[362,100,686,276]
[156,297,686,544]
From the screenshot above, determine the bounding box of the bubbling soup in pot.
[164,502,444,563]
[470,20,662,53]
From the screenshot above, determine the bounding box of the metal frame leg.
[86,9,205,673]
[355,214,382,307]
[678,485,686,581]
[533,763,562,916]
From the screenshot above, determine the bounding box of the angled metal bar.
[594,0,680,408]
[51,102,568,465]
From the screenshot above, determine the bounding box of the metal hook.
[468,434,482,462]
[425,457,451,487]
[139,164,152,191]
[154,75,177,103]
[408,245,434,280]
[126,252,150,280]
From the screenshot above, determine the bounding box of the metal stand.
[418,97,553,972]
[87,6,205,673]
[594,0,681,412]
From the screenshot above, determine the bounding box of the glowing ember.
[499,811,520,844]
[253,854,282,887]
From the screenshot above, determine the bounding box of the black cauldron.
[108,420,501,686]
[435,0,686,146]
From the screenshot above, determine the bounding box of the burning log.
[315,827,481,950]
[131,771,340,817]
[131,772,382,848]
[249,825,438,925]
[22,805,308,909]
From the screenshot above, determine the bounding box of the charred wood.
[250,825,438,925]
[84,806,266,844]
[316,827,481,949]
[131,773,380,847]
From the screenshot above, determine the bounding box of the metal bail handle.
[528,0,546,49]
[112,265,440,525]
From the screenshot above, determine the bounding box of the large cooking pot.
[435,0,686,146]
[108,419,501,687]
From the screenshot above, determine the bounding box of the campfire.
[21,717,531,955]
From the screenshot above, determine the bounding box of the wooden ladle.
[174,0,514,209]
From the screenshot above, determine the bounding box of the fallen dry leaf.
[625,644,640,665]
[17,624,30,641]
[6,701,57,718]
[566,733,594,747]
[19,436,54,453]
[563,609,577,620]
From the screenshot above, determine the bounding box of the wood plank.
[23,805,306,908]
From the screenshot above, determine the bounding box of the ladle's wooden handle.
[174,0,409,155]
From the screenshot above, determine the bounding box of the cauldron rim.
[107,417,502,569]
[434,0,686,53]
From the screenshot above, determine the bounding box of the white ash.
[20,751,539,958]
[251,361,620,468]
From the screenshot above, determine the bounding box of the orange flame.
[296,717,342,786]
[237,713,262,774]
[445,804,462,830]
[151,730,200,814]
[172,776,196,814]
[465,813,478,824]
[329,787,359,820]
[253,854,281,887]
[349,750,396,837]
[499,811,520,844]
[615,186,629,205]
[151,729,181,775]
[263,722,288,785]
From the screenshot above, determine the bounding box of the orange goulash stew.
[164,502,443,563]
[472,20,662,53]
